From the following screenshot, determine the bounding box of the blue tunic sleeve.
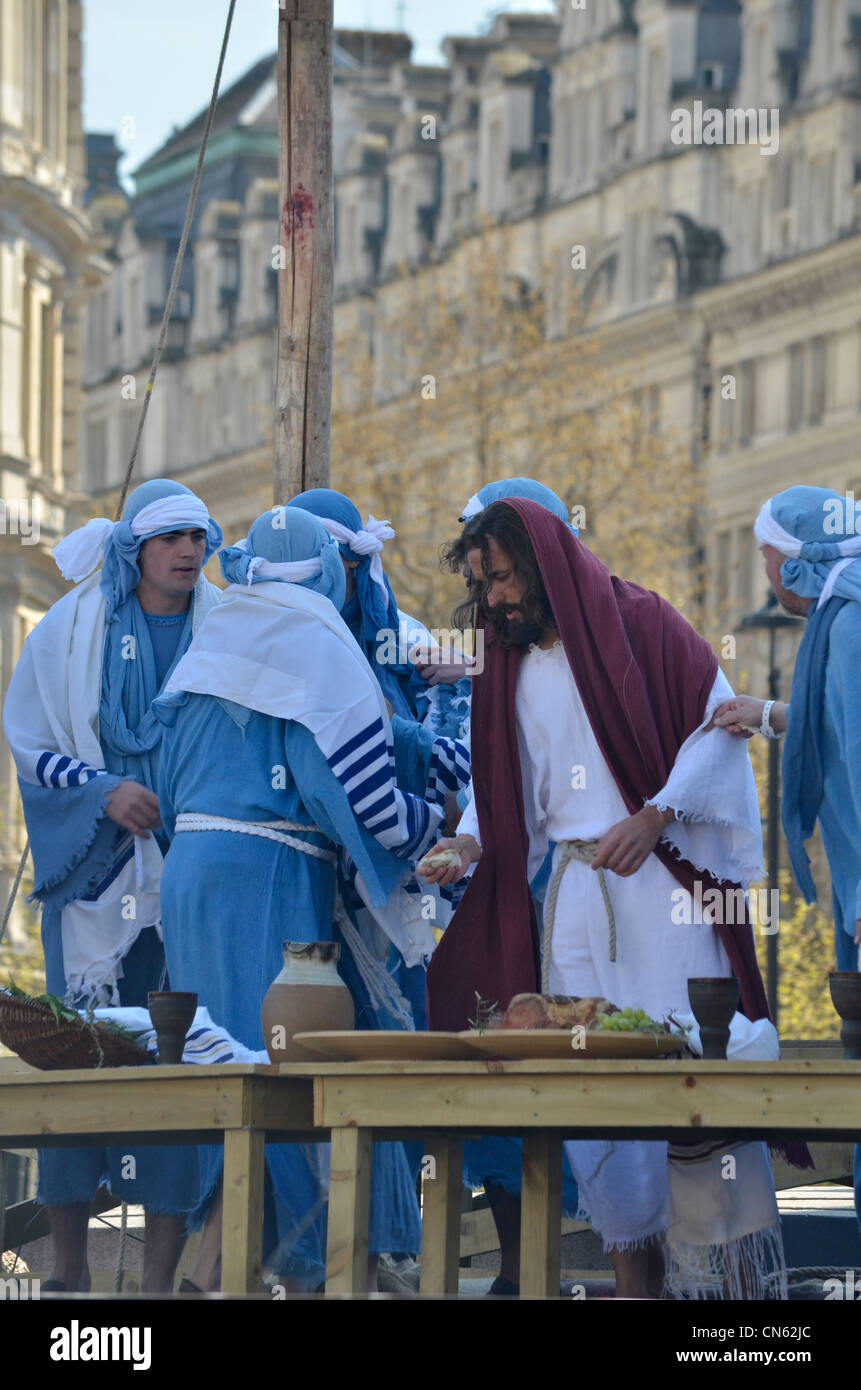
[20,771,123,911]
[825,610,861,920]
[390,714,433,796]
[283,722,417,909]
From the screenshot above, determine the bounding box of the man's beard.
[487,596,552,650]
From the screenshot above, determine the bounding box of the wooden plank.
[221,1127,265,1295]
[325,1127,371,1296]
[0,1062,276,1084]
[280,1058,861,1077]
[274,0,334,498]
[313,1068,861,1136]
[0,1071,311,1147]
[419,1135,463,1296]
[519,1132,561,1298]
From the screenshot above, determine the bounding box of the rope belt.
[541,837,616,992]
[174,813,338,863]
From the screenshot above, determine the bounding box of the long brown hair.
[442,501,553,636]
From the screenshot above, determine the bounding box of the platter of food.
[458,1028,688,1060]
[292,1030,478,1061]
[457,993,690,1060]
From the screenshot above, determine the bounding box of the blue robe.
[816,603,861,969]
[36,595,198,1215]
[809,603,861,1223]
[156,693,424,1281]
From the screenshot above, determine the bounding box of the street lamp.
[738,592,804,1024]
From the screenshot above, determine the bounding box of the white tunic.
[457,641,767,1250]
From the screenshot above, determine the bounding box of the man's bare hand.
[706,696,765,736]
[591,806,673,878]
[416,834,480,887]
[855,917,861,947]
[105,780,161,837]
[411,644,476,686]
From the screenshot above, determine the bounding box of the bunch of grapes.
[596,1006,664,1034]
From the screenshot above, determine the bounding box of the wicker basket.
[0,992,152,1070]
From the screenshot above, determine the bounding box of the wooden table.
[0,1062,314,1293]
[280,1055,861,1298]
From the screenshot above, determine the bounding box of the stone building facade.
[79,3,861,660]
[0,0,105,931]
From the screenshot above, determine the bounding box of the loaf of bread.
[417,847,463,872]
[487,993,618,1031]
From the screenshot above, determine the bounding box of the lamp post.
[738,593,804,1024]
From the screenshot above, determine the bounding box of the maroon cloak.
[426,498,770,1030]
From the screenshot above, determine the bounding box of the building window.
[738,359,755,445]
[488,119,504,210]
[787,344,805,432]
[42,1,61,158]
[85,416,108,492]
[809,155,835,245]
[39,300,54,473]
[809,336,827,424]
[736,525,753,611]
[716,529,731,618]
[716,373,733,455]
[700,62,724,90]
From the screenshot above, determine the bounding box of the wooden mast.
[274,0,335,502]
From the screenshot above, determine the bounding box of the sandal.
[487,1275,519,1297]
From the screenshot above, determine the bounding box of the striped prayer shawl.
[328,715,435,862]
[35,753,103,789]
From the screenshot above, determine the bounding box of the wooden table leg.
[221,1128,265,1294]
[326,1126,371,1295]
[419,1134,463,1297]
[520,1131,561,1298]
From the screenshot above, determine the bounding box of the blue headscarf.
[287,488,425,718]
[460,476,577,533]
[756,486,861,901]
[219,507,346,608]
[98,480,221,789]
[100,478,223,618]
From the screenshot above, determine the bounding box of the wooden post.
[326,1126,371,1295]
[274,0,334,503]
[221,1128,265,1294]
[419,1135,464,1297]
[520,1131,562,1298]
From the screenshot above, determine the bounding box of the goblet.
[828,972,861,1061]
[687,976,739,1059]
[148,991,198,1064]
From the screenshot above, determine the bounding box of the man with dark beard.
[420,499,782,1299]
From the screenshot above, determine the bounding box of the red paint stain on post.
[282,185,315,248]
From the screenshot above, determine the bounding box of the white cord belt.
[174,812,338,863]
[542,837,616,992]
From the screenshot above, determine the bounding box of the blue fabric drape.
[287,488,428,718]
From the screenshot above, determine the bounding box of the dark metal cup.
[687,976,739,1059]
[828,972,861,1061]
[148,991,198,1065]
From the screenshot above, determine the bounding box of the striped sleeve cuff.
[35,752,105,788]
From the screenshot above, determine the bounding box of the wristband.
[759,700,781,739]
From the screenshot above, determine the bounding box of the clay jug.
[261,940,354,1063]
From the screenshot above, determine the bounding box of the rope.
[0,0,238,937]
[332,896,415,1029]
[0,839,29,947]
[542,838,616,992]
[174,814,337,862]
[113,0,238,522]
[113,1201,129,1294]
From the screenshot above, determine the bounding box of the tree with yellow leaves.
[331,220,703,629]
